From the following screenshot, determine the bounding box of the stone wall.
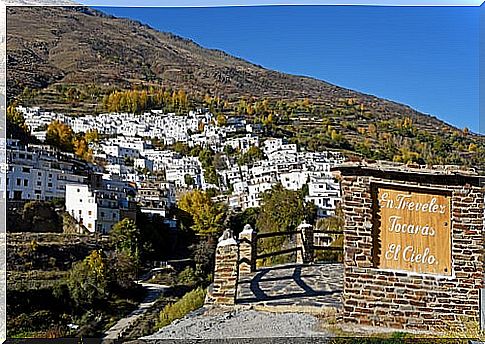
[335,163,484,331]
[205,229,239,305]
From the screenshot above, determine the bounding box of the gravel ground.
[143,306,331,340]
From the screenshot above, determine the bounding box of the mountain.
[6,6,485,168]
[6,8,439,121]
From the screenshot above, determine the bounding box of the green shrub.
[158,287,206,328]
[176,266,198,286]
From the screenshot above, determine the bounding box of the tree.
[204,166,219,186]
[178,190,226,236]
[198,148,214,168]
[216,114,227,126]
[46,120,74,152]
[256,183,317,264]
[184,174,194,187]
[7,104,28,132]
[84,129,99,143]
[6,103,31,142]
[110,219,141,265]
[106,251,138,290]
[468,143,478,153]
[173,142,190,156]
[67,250,107,308]
[256,183,316,234]
[238,146,264,165]
[73,136,93,161]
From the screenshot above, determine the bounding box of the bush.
[176,266,198,287]
[158,287,206,328]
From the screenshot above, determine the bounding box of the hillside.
[6,6,485,168]
[6,7,447,122]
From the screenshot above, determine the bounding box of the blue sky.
[96,5,480,132]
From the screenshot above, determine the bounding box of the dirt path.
[104,282,170,340]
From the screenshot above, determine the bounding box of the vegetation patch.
[158,287,206,328]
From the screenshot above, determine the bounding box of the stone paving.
[236,263,344,311]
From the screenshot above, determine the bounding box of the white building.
[136,180,176,217]
[305,176,341,217]
[6,140,87,201]
[65,183,134,234]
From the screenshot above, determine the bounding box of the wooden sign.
[375,187,451,276]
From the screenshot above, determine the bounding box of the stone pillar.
[238,224,257,274]
[296,222,314,264]
[206,229,239,305]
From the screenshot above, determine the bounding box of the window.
[19,154,25,159]
[37,181,41,186]
[88,211,92,216]
[13,191,22,200]
[79,210,82,215]
[22,167,30,173]
[100,212,105,218]
[48,174,52,178]
[16,179,21,186]
[38,172,42,177]
[23,179,28,187]
[88,223,92,229]
[79,199,82,203]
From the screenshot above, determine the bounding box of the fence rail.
[313,230,344,235]
[256,230,300,239]
[312,246,344,251]
[252,227,344,265]
[256,247,301,260]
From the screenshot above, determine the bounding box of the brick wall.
[336,164,484,331]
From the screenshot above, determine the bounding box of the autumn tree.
[84,129,99,143]
[66,250,107,308]
[7,104,28,132]
[6,103,33,142]
[178,190,226,236]
[73,136,93,162]
[216,114,227,126]
[46,120,74,152]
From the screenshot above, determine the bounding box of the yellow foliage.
[84,129,99,143]
[468,143,478,152]
[46,120,74,152]
[73,137,93,162]
[178,190,226,236]
[216,114,227,126]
